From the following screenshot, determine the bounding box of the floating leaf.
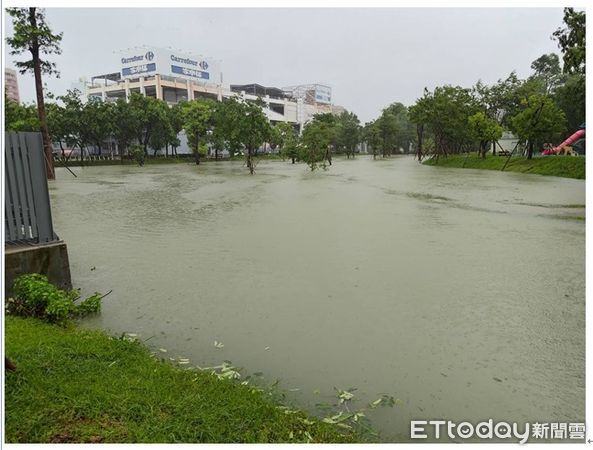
[335,388,355,403]
[159,348,167,353]
[214,340,224,349]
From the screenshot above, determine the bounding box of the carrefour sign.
[171,65,209,80]
[119,48,219,84]
[121,51,155,65]
[170,54,209,70]
[122,63,156,77]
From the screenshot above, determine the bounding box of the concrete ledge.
[4,240,72,297]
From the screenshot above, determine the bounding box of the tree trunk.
[30,8,54,180]
[527,141,534,160]
[291,156,295,164]
[246,146,254,174]
[195,134,200,165]
[416,124,424,162]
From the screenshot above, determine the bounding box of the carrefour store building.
[86,46,342,154]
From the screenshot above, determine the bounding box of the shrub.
[7,274,102,325]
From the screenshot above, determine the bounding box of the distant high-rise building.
[5,68,20,103]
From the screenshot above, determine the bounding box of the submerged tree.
[81,97,115,156]
[273,122,300,164]
[7,7,63,179]
[128,93,169,160]
[335,111,361,159]
[301,116,336,171]
[112,98,139,160]
[217,97,272,174]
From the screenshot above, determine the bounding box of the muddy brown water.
[50,157,585,442]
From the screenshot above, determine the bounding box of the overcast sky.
[4,7,564,122]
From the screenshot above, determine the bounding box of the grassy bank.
[4,316,358,443]
[423,153,585,179]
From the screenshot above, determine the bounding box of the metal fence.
[5,132,58,245]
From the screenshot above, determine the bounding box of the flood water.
[50,157,585,442]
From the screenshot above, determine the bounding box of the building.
[84,47,343,155]
[5,68,20,103]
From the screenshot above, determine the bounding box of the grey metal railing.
[5,132,57,245]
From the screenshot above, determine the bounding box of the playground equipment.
[542,125,585,156]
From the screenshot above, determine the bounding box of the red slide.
[543,129,586,155]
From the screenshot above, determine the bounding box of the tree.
[46,101,68,157]
[553,73,585,133]
[301,117,336,171]
[210,100,233,159]
[553,8,586,75]
[112,98,139,160]
[237,99,273,174]
[7,7,63,180]
[376,110,398,157]
[408,90,432,161]
[335,111,360,159]
[382,103,415,154]
[57,89,88,161]
[409,85,479,158]
[529,53,563,94]
[511,94,566,159]
[167,103,184,157]
[363,120,381,160]
[81,97,115,156]
[468,112,503,159]
[181,99,214,165]
[128,93,169,160]
[5,98,40,132]
[214,97,272,174]
[273,122,300,164]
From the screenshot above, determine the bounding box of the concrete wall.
[4,241,72,297]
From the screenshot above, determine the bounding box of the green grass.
[4,316,359,443]
[423,153,585,179]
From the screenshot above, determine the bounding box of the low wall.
[4,241,72,297]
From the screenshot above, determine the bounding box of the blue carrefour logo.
[199,60,209,70]
[145,51,154,61]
